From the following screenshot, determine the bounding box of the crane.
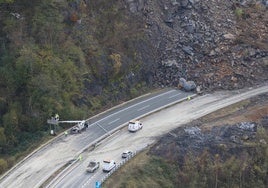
[47,114,88,135]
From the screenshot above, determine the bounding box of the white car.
[102,160,116,172]
[128,120,143,132]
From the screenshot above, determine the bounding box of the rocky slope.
[150,93,268,164]
[146,93,268,187]
[126,0,268,91]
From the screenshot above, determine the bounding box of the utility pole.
[47,114,59,135]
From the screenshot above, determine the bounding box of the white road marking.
[86,90,177,125]
[137,105,150,111]
[108,118,120,125]
[81,173,96,188]
[96,123,110,134]
[168,93,182,98]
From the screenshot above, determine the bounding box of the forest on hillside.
[0,0,152,172]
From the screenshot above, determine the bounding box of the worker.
[187,96,191,100]
[79,155,82,161]
[55,113,59,121]
[64,131,68,137]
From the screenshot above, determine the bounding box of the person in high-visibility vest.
[55,114,59,121]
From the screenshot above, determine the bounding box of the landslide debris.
[126,0,268,91]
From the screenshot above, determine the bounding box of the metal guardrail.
[1,90,196,188]
[99,149,144,185]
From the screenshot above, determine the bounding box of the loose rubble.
[150,121,266,165]
[125,0,268,92]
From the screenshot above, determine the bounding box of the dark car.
[86,160,100,173]
[121,151,133,158]
[70,126,81,134]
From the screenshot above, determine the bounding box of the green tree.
[3,107,19,147]
[0,0,14,4]
[31,0,65,49]
[0,127,7,152]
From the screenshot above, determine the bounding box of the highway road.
[47,85,268,188]
[0,88,194,188]
[72,88,193,149]
[46,88,194,188]
[50,128,153,188]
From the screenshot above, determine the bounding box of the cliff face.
[126,0,268,91]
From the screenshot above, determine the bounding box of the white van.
[102,160,116,172]
[128,120,143,132]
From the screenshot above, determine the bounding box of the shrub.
[0,158,8,174]
[6,156,15,168]
[235,8,244,18]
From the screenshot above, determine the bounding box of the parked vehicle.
[47,115,88,135]
[128,120,143,132]
[86,160,100,173]
[102,160,116,172]
[122,151,133,158]
[69,121,88,134]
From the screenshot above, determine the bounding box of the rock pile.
[149,121,262,165]
[178,77,196,91]
[125,0,268,92]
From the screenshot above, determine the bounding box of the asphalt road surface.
[0,88,193,188]
[48,85,268,188]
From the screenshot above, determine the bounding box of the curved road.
[0,88,193,188]
[49,85,268,188]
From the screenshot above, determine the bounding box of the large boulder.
[178,78,196,92]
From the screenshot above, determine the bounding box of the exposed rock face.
[125,0,268,92]
[125,0,145,13]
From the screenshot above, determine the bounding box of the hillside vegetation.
[0,0,152,172]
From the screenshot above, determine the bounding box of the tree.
[3,108,19,147]
[0,158,8,174]
[0,127,7,153]
[0,0,14,3]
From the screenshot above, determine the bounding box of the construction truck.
[47,114,88,134]
[69,120,88,134]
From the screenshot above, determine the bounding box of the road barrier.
[99,149,143,185]
[1,89,198,187]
